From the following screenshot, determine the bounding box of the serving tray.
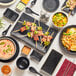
[11,13,58,54]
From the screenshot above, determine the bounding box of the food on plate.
[21,0,30,5]
[21,46,31,55]
[61,27,76,51]
[62,0,76,11]
[41,32,54,48]
[52,12,68,27]
[0,39,15,59]
[16,2,25,12]
[1,65,11,75]
[13,20,54,48]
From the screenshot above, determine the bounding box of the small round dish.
[0,0,16,6]
[59,25,76,55]
[52,12,68,29]
[16,57,30,70]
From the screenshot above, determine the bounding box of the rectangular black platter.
[4,8,19,21]
[62,0,76,15]
[41,49,63,75]
[30,50,43,62]
[11,13,58,54]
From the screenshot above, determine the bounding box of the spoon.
[26,7,39,16]
[2,24,12,36]
[30,0,37,7]
[29,67,43,76]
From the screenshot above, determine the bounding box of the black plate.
[41,49,63,75]
[0,36,19,62]
[11,13,58,54]
[43,0,59,12]
[62,0,76,16]
[59,25,76,55]
[4,8,19,21]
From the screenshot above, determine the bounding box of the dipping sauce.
[21,46,31,56]
[0,39,15,59]
[1,65,11,75]
[52,12,68,27]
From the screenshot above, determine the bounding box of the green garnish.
[7,45,10,47]
[44,32,49,36]
[44,41,50,46]
[23,20,26,25]
[27,32,31,37]
[3,47,12,53]
[3,49,6,53]
[37,27,42,31]
[63,32,73,35]
[26,25,30,30]
[34,31,38,34]
[0,42,5,45]
[32,23,36,26]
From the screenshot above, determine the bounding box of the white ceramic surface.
[0,0,76,76]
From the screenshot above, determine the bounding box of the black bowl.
[0,36,19,62]
[59,25,76,55]
[16,57,30,70]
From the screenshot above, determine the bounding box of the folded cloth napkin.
[56,59,76,76]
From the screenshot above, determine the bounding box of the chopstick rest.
[56,59,76,76]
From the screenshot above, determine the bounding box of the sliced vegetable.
[0,42,5,45]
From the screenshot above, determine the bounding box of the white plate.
[0,0,16,6]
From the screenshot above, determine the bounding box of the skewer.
[36,41,37,48]
[18,34,28,37]
[61,6,67,10]
[13,29,20,32]
[38,20,40,27]
[42,32,55,50]
[40,25,51,45]
[68,11,71,17]
[18,21,23,24]
[47,25,51,32]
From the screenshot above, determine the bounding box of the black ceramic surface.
[59,25,76,55]
[4,8,19,21]
[30,50,43,62]
[0,36,19,62]
[41,49,63,75]
[43,0,59,12]
[16,57,30,70]
[0,0,13,3]
[11,13,58,54]
[62,0,76,15]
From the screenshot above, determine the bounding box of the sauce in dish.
[0,39,15,59]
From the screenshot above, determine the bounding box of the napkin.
[56,59,76,76]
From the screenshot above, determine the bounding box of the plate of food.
[52,12,68,29]
[62,0,76,16]
[0,36,19,62]
[0,0,16,6]
[11,13,58,54]
[59,25,76,55]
